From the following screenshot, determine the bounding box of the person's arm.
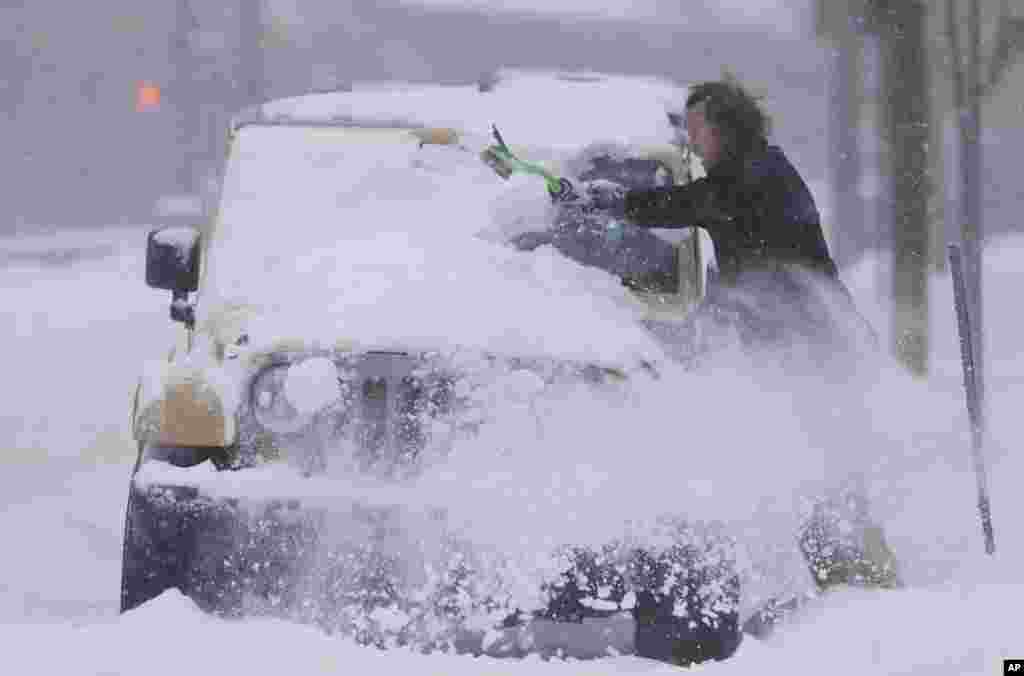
[624,178,732,231]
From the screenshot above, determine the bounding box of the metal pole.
[948,243,995,555]
[826,13,864,268]
[965,0,985,420]
[874,0,929,376]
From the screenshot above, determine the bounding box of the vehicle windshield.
[204,125,475,291]
[199,124,665,367]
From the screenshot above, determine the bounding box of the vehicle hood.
[200,230,666,371]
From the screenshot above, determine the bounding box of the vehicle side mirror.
[146,227,200,292]
[146,227,201,329]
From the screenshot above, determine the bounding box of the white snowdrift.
[2,575,1020,676]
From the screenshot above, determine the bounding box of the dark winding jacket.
[623,144,837,285]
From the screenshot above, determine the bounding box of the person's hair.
[685,78,770,162]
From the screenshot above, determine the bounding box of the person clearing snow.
[489,77,877,366]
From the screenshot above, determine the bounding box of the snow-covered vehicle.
[122,70,741,666]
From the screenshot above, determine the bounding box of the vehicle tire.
[120,479,191,612]
[119,444,222,613]
[629,534,743,666]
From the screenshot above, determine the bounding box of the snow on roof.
[258,68,686,152]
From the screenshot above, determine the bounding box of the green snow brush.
[481,125,576,201]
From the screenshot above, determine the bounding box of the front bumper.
[122,470,742,665]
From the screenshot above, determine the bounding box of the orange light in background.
[135,81,161,112]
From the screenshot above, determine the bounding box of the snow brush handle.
[486,124,572,197]
[948,243,996,556]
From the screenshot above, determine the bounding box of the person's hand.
[547,177,578,203]
[548,178,628,208]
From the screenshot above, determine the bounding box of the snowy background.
[3,0,1023,673]
[397,0,803,31]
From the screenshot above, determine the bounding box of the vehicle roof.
[247,68,687,153]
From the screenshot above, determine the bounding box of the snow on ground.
[0,226,170,627]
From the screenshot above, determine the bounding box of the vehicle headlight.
[251,357,341,435]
